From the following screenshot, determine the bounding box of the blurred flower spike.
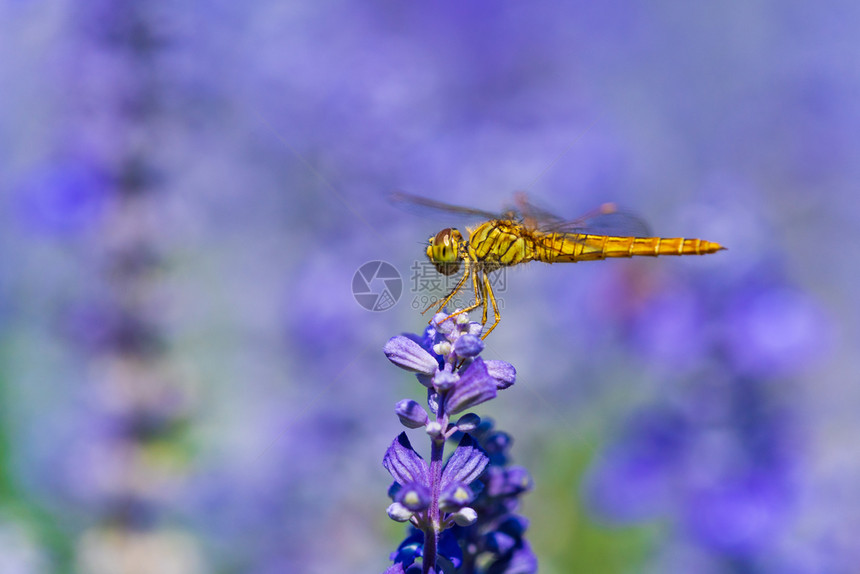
[382,311,535,573]
[14,158,113,235]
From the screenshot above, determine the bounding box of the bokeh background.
[1,2,858,573]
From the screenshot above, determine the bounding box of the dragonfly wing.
[509,191,566,229]
[392,190,652,237]
[389,191,501,221]
[547,209,653,238]
[510,192,653,237]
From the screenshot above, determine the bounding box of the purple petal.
[384,336,439,376]
[389,530,423,566]
[395,481,432,511]
[383,433,429,486]
[438,528,463,568]
[453,334,484,357]
[439,480,476,512]
[483,430,513,457]
[485,360,516,389]
[443,358,497,415]
[441,434,488,488]
[486,531,516,555]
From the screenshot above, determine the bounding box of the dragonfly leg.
[444,267,484,322]
[478,271,489,327]
[473,268,488,327]
[479,272,501,339]
[426,261,471,317]
[472,266,482,309]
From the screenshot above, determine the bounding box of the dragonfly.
[392,191,726,339]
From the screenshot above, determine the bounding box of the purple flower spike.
[394,399,429,429]
[485,360,517,389]
[444,358,497,415]
[384,336,439,376]
[454,334,484,357]
[383,433,429,486]
[382,314,531,572]
[14,158,112,235]
[441,434,489,487]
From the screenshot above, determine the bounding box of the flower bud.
[467,322,483,337]
[386,502,414,522]
[451,507,478,526]
[425,421,443,439]
[432,312,455,334]
[395,399,429,429]
[455,413,481,433]
[453,334,484,357]
[432,341,452,357]
[432,369,459,391]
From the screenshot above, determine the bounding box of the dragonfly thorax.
[427,228,465,276]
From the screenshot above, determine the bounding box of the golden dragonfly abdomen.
[534,232,725,263]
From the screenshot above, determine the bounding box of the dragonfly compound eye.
[428,228,462,276]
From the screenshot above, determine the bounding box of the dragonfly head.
[427,228,464,276]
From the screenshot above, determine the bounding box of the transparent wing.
[389,191,501,222]
[392,191,653,238]
[512,192,653,237]
[509,191,565,228]
[551,210,653,238]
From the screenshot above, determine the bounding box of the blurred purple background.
[1,2,858,573]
